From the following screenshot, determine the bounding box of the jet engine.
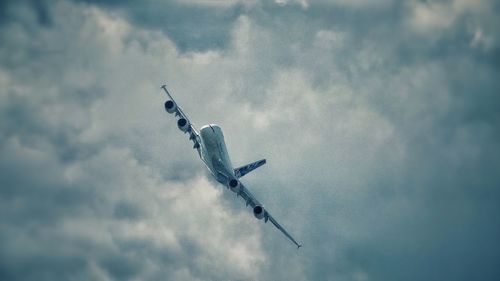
[177,118,190,132]
[164,100,177,114]
[227,179,241,193]
[253,205,265,220]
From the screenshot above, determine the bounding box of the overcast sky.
[1,0,500,280]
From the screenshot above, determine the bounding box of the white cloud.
[0,1,267,280]
[1,0,500,280]
[406,0,496,39]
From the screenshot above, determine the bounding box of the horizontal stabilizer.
[234,159,266,178]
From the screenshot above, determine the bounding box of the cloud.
[0,2,264,280]
[1,0,500,280]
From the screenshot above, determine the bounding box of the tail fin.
[234,159,266,178]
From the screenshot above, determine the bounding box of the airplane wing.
[161,85,202,158]
[161,84,301,248]
[238,183,302,249]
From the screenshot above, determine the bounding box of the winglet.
[160,84,174,100]
[297,244,302,250]
[160,84,168,93]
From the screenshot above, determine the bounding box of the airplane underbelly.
[200,124,234,182]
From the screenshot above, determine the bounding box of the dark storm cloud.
[0,1,264,280]
[1,0,500,280]
[74,0,246,51]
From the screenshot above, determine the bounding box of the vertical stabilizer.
[234,159,266,178]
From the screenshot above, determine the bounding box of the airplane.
[161,84,302,249]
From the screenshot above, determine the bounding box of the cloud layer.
[1,0,500,280]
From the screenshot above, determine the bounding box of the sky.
[0,0,500,280]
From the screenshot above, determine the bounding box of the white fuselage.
[199,124,235,184]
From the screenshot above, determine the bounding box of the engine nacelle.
[177,118,190,132]
[227,179,241,193]
[164,100,177,114]
[253,205,265,220]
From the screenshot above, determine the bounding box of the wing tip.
[297,244,302,249]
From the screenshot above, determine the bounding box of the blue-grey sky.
[1,0,500,280]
